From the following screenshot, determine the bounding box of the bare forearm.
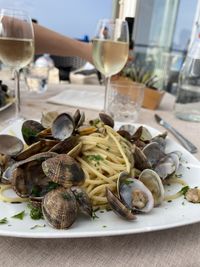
[33,23,93,63]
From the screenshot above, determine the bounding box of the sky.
[0,0,113,39]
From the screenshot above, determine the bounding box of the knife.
[154,114,198,154]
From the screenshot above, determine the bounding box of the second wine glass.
[0,8,34,120]
[92,19,129,112]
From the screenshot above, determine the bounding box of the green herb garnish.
[30,224,46,230]
[0,217,8,224]
[28,204,43,220]
[47,181,59,192]
[30,186,41,197]
[92,208,100,220]
[122,179,134,186]
[87,155,104,162]
[179,186,189,196]
[11,210,25,220]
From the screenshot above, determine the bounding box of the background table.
[0,83,200,267]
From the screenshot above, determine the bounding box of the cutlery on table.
[154,114,198,154]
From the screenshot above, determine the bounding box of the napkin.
[47,85,104,111]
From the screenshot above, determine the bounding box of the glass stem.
[104,76,110,113]
[14,70,21,119]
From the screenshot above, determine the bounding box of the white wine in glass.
[0,8,34,120]
[92,19,129,112]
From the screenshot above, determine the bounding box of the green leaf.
[0,217,8,224]
[29,205,43,220]
[179,186,190,196]
[11,210,25,220]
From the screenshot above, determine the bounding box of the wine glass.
[92,19,129,112]
[0,8,34,120]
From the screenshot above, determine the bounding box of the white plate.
[0,120,200,238]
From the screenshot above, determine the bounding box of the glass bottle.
[174,31,200,122]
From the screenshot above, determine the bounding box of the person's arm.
[33,23,93,63]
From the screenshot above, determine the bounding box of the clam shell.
[0,135,24,156]
[119,177,154,213]
[42,154,85,187]
[106,188,136,220]
[139,169,165,206]
[42,187,78,229]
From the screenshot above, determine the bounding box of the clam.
[22,120,45,145]
[73,109,85,128]
[41,111,59,128]
[154,152,180,180]
[134,146,151,171]
[106,188,136,220]
[185,188,200,203]
[99,113,114,128]
[139,169,164,206]
[119,124,135,136]
[118,173,154,213]
[142,142,165,168]
[151,131,167,152]
[71,186,92,217]
[0,135,24,156]
[50,136,79,154]
[15,139,59,161]
[42,154,85,187]
[132,126,152,142]
[42,187,78,229]
[10,152,57,197]
[51,113,74,140]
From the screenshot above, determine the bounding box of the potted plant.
[114,65,165,110]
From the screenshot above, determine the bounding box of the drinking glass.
[0,8,34,119]
[92,19,129,112]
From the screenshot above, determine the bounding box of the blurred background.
[0,0,199,94]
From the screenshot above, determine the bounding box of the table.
[0,83,200,267]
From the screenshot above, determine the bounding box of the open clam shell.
[22,120,45,145]
[154,152,180,180]
[51,113,74,141]
[119,176,154,213]
[106,188,136,220]
[0,135,24,156]
[11,152,57,198]
[139,169,165,206]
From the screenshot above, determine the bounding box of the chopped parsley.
[87,155,104,162]
[92,211,99,220]
[30,224,46,230]
[0,217,8,224]
[179,186,189,196]
[92,208,100,220]
[121,179,134,186]
[28,204,43,220]
[11,210,25,220]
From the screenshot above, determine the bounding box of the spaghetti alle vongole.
[0,116,189,214]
